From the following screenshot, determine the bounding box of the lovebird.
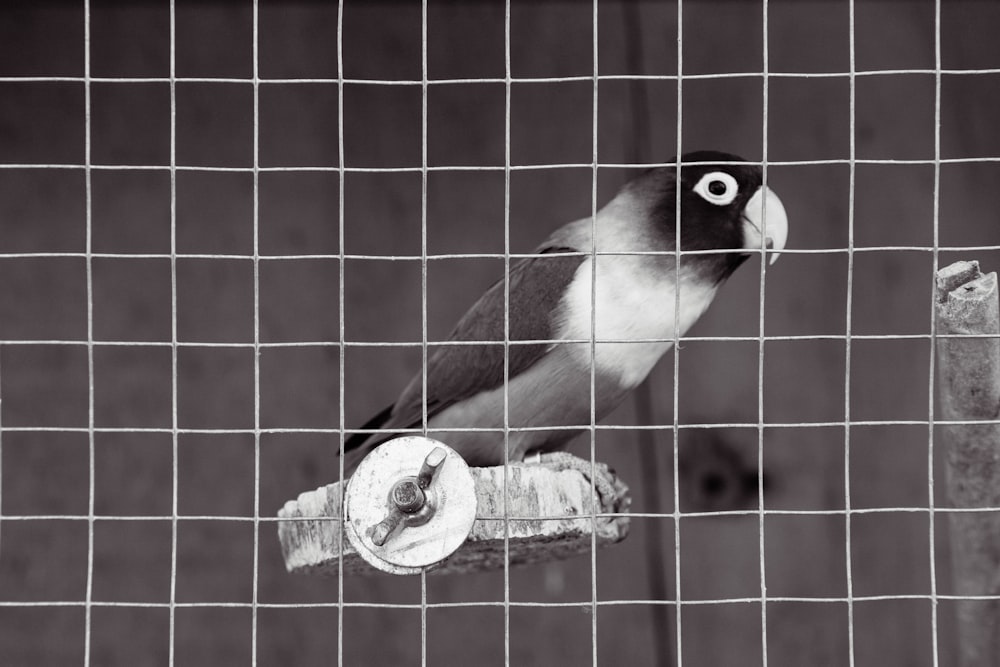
[342,151,788,476]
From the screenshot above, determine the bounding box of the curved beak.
[741,186,788,265]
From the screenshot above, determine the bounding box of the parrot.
[341,150,788,477]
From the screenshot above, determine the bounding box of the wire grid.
[3,0,1000,665]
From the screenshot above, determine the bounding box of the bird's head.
[628,150,789,283]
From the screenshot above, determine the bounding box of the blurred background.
[2,0,1000,665]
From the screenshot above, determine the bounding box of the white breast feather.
[559,255,718,388]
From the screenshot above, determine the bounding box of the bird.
[341,150,788,476]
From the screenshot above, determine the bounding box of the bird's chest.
[557,256,718,388]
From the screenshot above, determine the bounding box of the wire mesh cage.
[2,1,1000,665]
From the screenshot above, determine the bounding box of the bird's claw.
[529,452,629,514]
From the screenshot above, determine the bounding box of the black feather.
[645,151,763,284]
[342,403,394,453]
[340,245,586,461]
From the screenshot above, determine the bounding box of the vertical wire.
[844,1,857,664]
[757,2,771,663]
[0,334,3,560]
[251,2,262,664]
[336,1,346,664]
[927,0,943,664]
[502,1,512,664]
[0,352,3,560]
[419,2,430,664]
[82,1,96,664]
[167,1,179,664]
[622,2,673,664]
[672,1,685,664]
[589,0,600,664]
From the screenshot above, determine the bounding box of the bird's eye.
[693,171,739,206]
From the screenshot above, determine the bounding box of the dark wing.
[342,404,394,452]
[342,246,585,453]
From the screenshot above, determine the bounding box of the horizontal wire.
[2,333,997,349]
[5,417,1000,436]
[4,158,1000,172]
[4,244,1000,262]
[5,504,1000,524]
[2,67,1000,86]
[2,592,997,611]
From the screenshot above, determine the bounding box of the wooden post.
[934,260,1000,667]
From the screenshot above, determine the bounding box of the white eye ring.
[693,171,739,206]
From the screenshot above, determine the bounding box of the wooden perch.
[278,452,630,576]
[934,260,1000,667]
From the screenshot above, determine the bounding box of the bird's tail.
[338,404,396,477]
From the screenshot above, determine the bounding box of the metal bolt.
[368,447,449,548]
[391,479,426,514]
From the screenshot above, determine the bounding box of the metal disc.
[344,436,478,575]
